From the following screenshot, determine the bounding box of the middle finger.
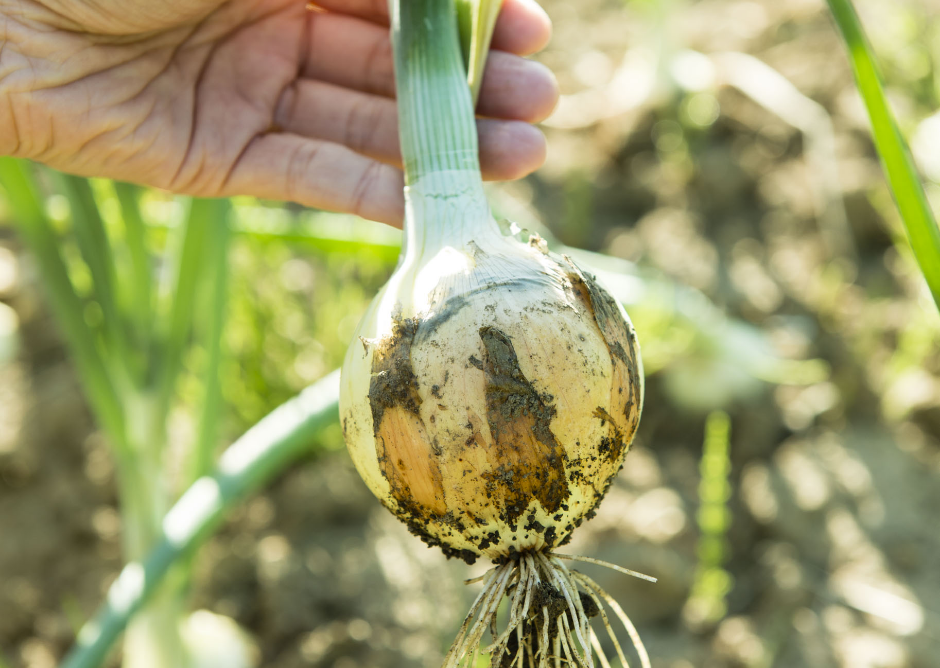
[303,12,558,123]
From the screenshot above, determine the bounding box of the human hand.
[0,0,557,224]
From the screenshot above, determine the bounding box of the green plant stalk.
[113,181,154,362]
[0,158,127,448]
[187,204,232,486]
[166,202,234,611]
[455,0,502,104]
[117,431,166,560]
[392,0,497,260]
[121,199,233,668]
[393,0,482,185]
[119,381,185,668]
[826,0,940,311]
[155,199,225,425]
[52,172,128,364]
[122,573,189,668]
[61,370,341,668]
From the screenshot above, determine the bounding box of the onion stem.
[391,0,495,252]
[456,0,503,105]
[393,0,481,183]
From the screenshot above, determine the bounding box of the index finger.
[309,0,552,55]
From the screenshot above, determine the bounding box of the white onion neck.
[402,170,501,258]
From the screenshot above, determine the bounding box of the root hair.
[444,551,652,668]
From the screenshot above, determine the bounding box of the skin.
[0,0,558,224]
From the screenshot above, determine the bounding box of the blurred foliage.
[46,185,401,454]
[684,410,734,629]
[199,205,396,448]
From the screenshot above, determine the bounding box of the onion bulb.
[341,225,643,563]
[339,0,653,665]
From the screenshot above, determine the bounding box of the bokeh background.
[2,0,940,666]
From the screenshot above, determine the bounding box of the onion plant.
[60,371,340,668]
[0,159,242,668]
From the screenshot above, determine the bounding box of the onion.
[339,0,652,665]
[342,229,643,562]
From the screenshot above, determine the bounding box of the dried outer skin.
[340,232,643,564]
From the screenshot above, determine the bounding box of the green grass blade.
[113,181,153,342]
[827,0,940,310]
[188,201,232,484]
[60,370,341,668]
[0,158,126,447]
